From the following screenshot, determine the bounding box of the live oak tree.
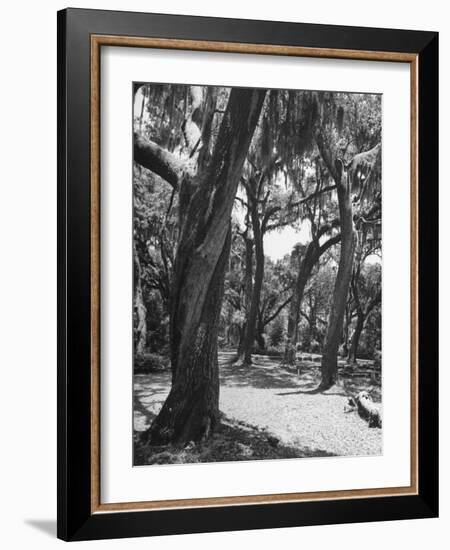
[133,84,383,442]
[315,92,381,390]
[134,86,266,443]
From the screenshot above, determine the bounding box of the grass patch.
[134,353,169,374]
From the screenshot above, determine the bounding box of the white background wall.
[0,1,446,548]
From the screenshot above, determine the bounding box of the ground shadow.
[218,353,319,390]
[133,394,158,424]
[277,379,381,399]
[134,412,336,466]
[25,519,56,538]
[133,350,381,464]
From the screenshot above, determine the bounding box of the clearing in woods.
[134,351,382,465]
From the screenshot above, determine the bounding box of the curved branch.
[133,132,186,189]
[263,295,292,326]
[318,233,341,256]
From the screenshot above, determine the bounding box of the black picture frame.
[57,7,438,541]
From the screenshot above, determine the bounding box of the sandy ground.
[134,351,382,459]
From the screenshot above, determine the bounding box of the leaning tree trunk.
[319,166,357,390]
[145,88,266,444]
[284,231,341,365]
[316,137,380,391]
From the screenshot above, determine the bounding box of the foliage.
[133,83,382,365]
[134,353,170,374]
[269,317,285,347]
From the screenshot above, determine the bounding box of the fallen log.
[344,391,382,428]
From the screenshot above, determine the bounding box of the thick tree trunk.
[319,165,357,391]
[143,88,266,444]
[133,244,147,356]
[148,230,231,444]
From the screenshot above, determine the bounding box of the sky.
[264,224,311,261]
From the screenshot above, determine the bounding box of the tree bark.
[141,88,266,444]
[134,132,186,189]
[319,161,357,390]
[316,137,380,391]
[148,230,231,444]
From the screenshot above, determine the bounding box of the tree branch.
[261,205,281,233]
[263,295,292,326]
[288,184,337,209]
[134,132,186,189]
[318,233,341,256]
[234,195,249,209]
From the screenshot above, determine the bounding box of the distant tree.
[347,261,381,365]
[236,90,329,365]
[299,259,335,350]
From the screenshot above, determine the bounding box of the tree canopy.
[133,83,382,443]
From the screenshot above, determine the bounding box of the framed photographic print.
[57,8,438,541]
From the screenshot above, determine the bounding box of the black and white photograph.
[132,83,382,465]
[0,0,442,546]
